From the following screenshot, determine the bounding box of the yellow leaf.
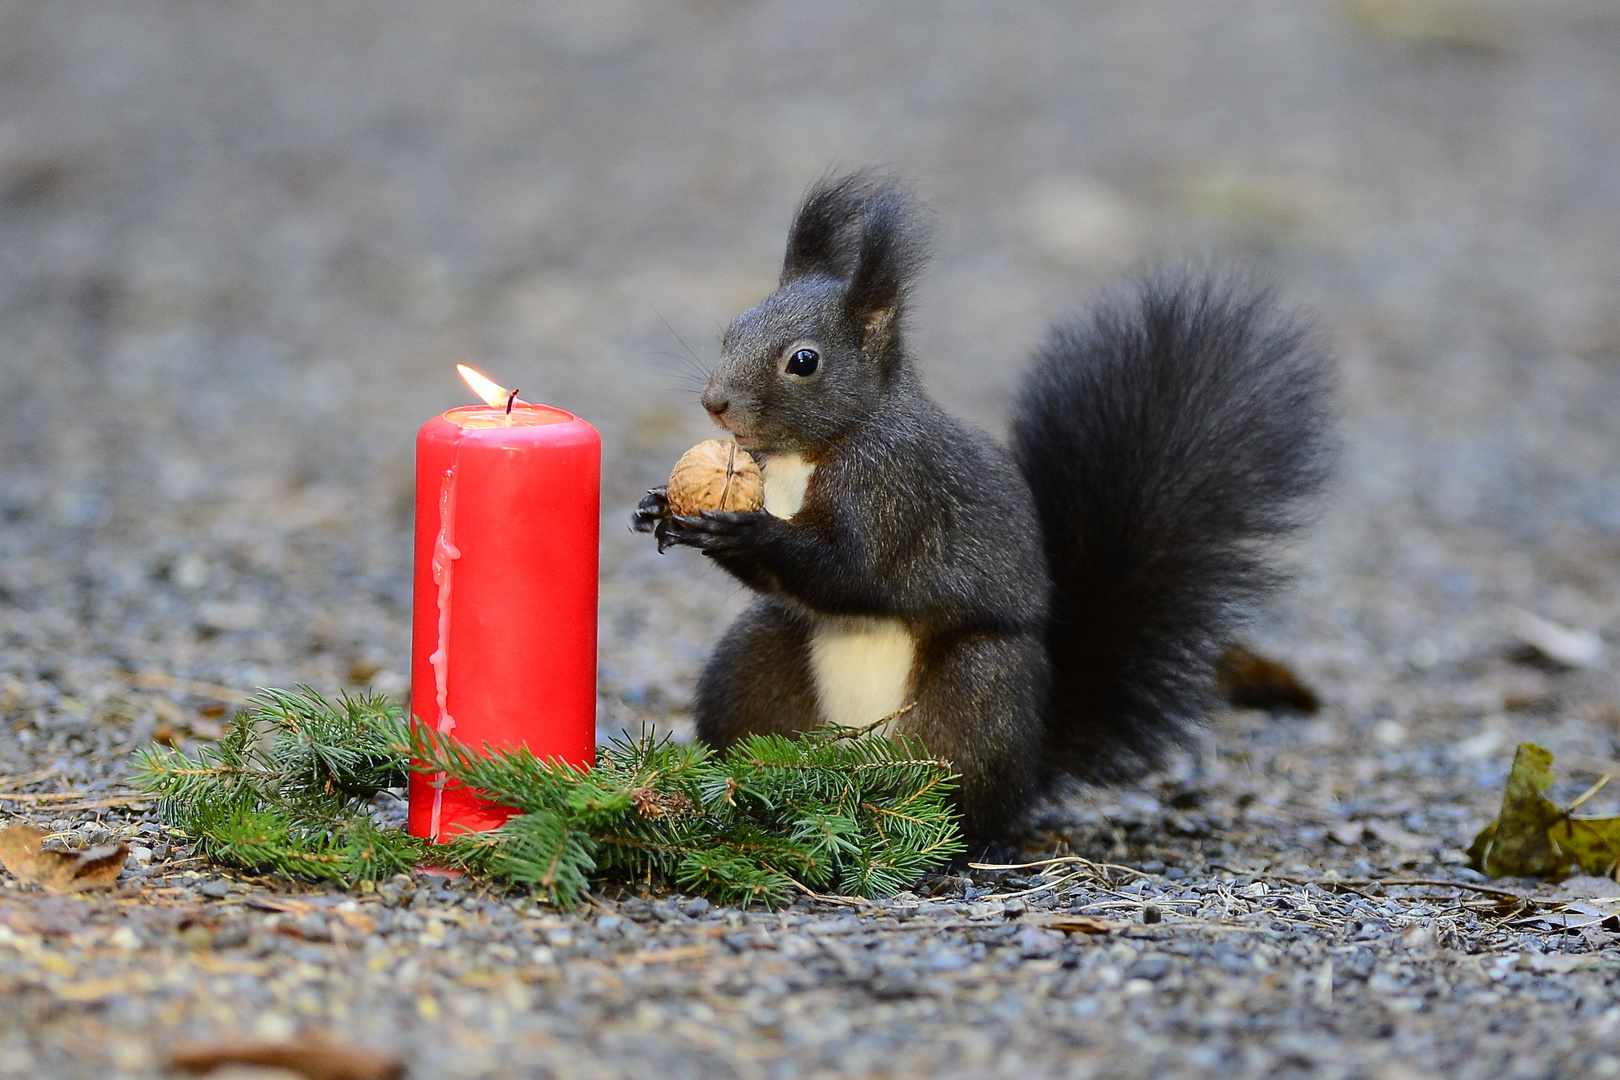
[1471,743,1620,879]
[1551,815,1620,879]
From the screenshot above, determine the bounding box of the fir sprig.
[133,687,964,909]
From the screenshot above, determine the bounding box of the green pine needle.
[134,686,965,909]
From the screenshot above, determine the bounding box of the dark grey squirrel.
[633,171,1334,845]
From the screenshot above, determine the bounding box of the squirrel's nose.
[701,388,730,419]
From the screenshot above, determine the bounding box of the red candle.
[407,367,600,840]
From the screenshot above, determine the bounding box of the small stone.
[199,880,230,899]
[212,924,250,949]
[1127,953,1173,981]
[75,823,113,846]
[1512,610,1605,670]
[1141,903,1162,924]
[1015,926,1062,957]
[179,924,214,950]
[682,898,711,918]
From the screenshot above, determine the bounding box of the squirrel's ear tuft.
[780,172,873,285]
[844,180,931,357]
[780,170,932,353]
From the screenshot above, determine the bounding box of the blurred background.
[2,0,1618,755]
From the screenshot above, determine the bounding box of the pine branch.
[135,687,965,909]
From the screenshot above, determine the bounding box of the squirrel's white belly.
[761,452,816,520]
[763,453,914,728]
[807,616,916,732]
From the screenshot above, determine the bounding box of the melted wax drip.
[427,463,461,838]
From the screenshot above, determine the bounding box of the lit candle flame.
[457,364,511,408]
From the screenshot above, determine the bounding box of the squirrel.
[633,172,1334,845]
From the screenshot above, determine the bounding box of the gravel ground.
[4,2,1620,1078]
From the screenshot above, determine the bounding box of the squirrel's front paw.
[632,486,669,532]
[634,488,694,554]
[660,510,765,555]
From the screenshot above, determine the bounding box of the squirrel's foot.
[661,510,766,555]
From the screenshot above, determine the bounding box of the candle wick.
[505,389,520,415]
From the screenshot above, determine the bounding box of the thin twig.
[969,854,1148,879]
[783,877,875,908]
[1263,872,1530,901]
[824,702,918,741]
[991,870,1088,901]
[0,767,62,789]
[0,790,127,802]
[5,795,153,813]
[130,671,255,706]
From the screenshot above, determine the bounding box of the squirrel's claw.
[649,511,710,553]
[632,487,670,536]
[633,488,688,554]
[658,510,763,555]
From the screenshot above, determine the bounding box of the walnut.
[666,440,763,515]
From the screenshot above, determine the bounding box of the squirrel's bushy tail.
[1011,270,1335,783]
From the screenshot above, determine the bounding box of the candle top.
[445,404,576,430]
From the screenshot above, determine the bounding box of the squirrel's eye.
[786,348,819,377]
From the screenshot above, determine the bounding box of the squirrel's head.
[701,172,930,456]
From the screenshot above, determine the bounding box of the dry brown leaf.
[168,1031,404,1080]
[1216,646,1320,713]
[0,823,127,893]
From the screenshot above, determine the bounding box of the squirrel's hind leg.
[901,629,1050,844]
[694,599,821,748]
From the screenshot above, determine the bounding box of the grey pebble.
[1128,954,1174,981]
[211,924,250,949]
[1015,927,1063,957]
